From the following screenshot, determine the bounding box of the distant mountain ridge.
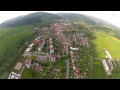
[0,12,120,30]
[0,12,63,27]
[56,13,98,25]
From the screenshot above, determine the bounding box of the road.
[85,53,93,79]
[66,59,69,79]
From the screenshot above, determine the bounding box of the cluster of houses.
[67,37,71,44]
[70,51,81,79]
[25,57,44,71]
[23,36,47,72]
[50,23,65,31]
[81,37,90,47]
[24,35,46,57]
[49,37,54,54]
[41,27,48,31]
[73,33,90,47]
[37,55,50,62]
[55,30,64,43]
[24,35,42,57]
[49,37,56,62]
[50,23,58,30]
[53,23,67,43]
[33,63,43,71]
[52,23,71,55]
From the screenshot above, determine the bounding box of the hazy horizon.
[0,11,120,28]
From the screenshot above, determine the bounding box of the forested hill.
[0,12,63,27]
[0,12,120,30]
[56,13,97,25]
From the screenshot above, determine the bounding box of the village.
[3,11,120,79]
[8,20,92,79]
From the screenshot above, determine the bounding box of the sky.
[0,11,120,28]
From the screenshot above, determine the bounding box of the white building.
[8,72,20,79]
[70,47,79,51]
[102,60,110,72]
[105,50,112,60]
[51,55,56,62]
[35,36,41,40]
[29,43,34,48]
[25,47,31,53]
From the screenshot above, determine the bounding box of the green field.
[92,29,120,59]
[21,68,43,79]
[0,26,34,53]
[42,56,66,79]
[42,72,55,79]
[0,72,9,79]
[0,25,38,78]
[112,67,120,79]
[92,60,105,79]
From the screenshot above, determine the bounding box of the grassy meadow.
[0,25,38,78]
[92,28,120,59]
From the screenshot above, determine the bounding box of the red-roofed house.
[50,45,53,49]
[38,39,45,51]
[33,40,40,45]
[37,56,50,62]
[51,55,56,62]
[49,37,52,41]
[25,58,31,68]
[75,68,81,78]
[34,63,43,71]
[49,40,53,45]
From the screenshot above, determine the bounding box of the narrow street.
[66,59,69,79]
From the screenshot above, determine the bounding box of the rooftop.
[26,58,31,64]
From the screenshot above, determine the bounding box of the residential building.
[8,72,20,79]
[24,47,32,57]
[33,40,40,45]
[38,39,45,51]
[102,60,110,72]
[75,68,81,79]
[37,56,50,62]
[34,63,43,71]
[50,49,54,54]
[29,43,34,48]
[70,47,79,51]
[104,50,112,60]
[49,40,53,45]
[25,58,31,68]
[51,55,56,62]
[50,45,53,49]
